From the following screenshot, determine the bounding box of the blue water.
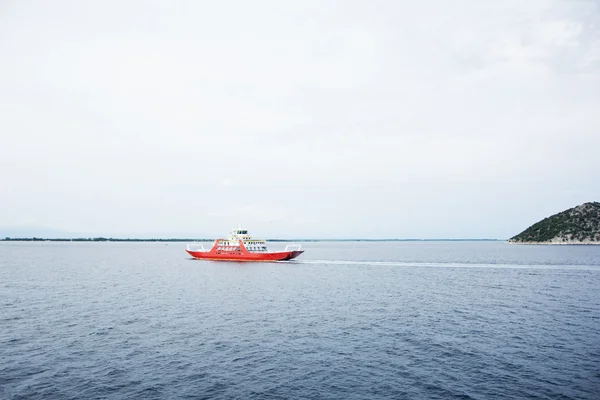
[1,241,599,399]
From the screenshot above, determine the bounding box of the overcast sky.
[1,0,599,239]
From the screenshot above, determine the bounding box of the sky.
[1,0,599,239]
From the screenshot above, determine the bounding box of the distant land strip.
[1,237,500,242]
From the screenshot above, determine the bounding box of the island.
[509,202,600,244]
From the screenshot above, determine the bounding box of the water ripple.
[1,241,599,399]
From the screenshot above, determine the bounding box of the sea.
[1,241,599,399]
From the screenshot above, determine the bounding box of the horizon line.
[1,237,503,242]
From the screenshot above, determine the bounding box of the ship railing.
[186,243,207,252]
[284,243,302,252]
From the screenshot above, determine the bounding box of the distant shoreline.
[1,237,502,243]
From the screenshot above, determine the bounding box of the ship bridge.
[228,227,267,252]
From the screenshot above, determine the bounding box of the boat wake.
[289,259,600,270]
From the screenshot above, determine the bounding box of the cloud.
[0,0,599,239]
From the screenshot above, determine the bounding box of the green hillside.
[509,202,600,244]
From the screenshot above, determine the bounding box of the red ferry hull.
[186,249,304,262]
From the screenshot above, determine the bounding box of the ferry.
[186,228,304,262]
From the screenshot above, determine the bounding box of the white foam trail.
[290,259,600,270]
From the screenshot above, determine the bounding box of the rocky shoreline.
[509,239,600,245]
